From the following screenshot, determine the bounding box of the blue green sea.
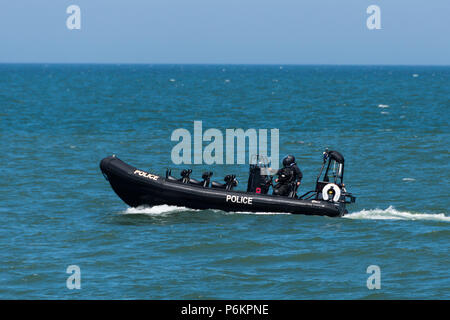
[0,64,449,299]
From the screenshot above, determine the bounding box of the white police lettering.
[226,195,253,205]
[133,169,158,181]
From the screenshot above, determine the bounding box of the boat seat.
[189,178,203,186]
[211,175,238,190]
[201,171,213,188]
[179,169,193,183]
[211,181,227,189]
[165,169,179,182]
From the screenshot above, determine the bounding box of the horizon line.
[0,62,449,67]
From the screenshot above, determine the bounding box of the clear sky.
[1,0,449,64]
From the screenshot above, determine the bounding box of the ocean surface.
[0,64,449,299]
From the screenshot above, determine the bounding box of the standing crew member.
[273,155,303,197]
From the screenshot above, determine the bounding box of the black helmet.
[282,155,296,167]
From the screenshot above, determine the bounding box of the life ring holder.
[322,183,341,202]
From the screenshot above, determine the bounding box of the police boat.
[100,150,356,217]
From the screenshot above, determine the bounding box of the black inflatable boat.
[100,150,355,217]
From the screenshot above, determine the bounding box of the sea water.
[0,64,448,299]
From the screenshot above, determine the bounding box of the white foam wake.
[122,205,449,221]
[122,205,289,216]
[123,205,195,215]
[344,206,449,222]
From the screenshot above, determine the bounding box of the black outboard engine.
[247,155,272,194]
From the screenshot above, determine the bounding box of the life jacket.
[277,167,295,184]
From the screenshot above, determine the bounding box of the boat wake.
[121,205,289,216]
[123,205,195,216]
[344,206,449,222]
[122,205,449,222]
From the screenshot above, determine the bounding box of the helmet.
[282,155,296,167]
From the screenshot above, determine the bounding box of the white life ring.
[322,183,341,202]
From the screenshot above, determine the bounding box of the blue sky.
[1,0,449,64]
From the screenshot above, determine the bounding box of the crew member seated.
[272,155,303,197]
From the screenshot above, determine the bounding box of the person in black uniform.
[272,155,303,197]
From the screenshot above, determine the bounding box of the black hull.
[100,156,347,217]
